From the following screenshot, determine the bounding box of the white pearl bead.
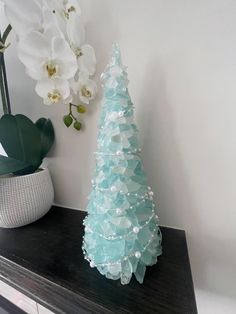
[116,151,122,156]
[133,227,140,234]
[111,186,117,192]
[118,111,124,117]
[148,186,151,191]
[130,206,133,209]
[155,215,159,220]
[127,193,130,196]
[90,261,95,268]
[135,251,141,259]
[116,208,122,214]
[149,191,154,196]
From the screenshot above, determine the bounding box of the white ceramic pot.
[0,168,54,228]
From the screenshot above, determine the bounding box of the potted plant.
[0,0,98,227]
[0,27,55,228]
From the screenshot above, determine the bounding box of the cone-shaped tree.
[83,44,162,285]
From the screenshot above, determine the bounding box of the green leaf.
[0,155,32,176]
[0,114,42,168]
[13,164,39,176]
[35,118,55,159]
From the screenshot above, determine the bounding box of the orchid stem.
[69,103,77,121]
[2,25,12,45]
[0,26,12,115]
[1,53,11,114]
[0,59,8,114]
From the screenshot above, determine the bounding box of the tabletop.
[0,206,197,314]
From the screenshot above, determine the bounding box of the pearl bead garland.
[94,149,141,157]
[133,227,140,234]
[116,208,123,214]
[85,212,157,240]
[84,183,159,269]
[84,226,159,268]
[110,186,117,192]
[90,261,95,268]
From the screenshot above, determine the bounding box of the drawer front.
[0,279,37,314]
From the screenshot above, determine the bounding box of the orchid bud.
[63,115,73,127]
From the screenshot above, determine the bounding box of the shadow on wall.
[137,59,199,230]
[86,0,121,76]
[137,59,236,301]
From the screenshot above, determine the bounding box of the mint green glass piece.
[82,44,162,285]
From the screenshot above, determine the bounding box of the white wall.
[1,1,236,313]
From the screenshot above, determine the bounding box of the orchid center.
[74,47,83,58]
[68,6,76,13]
[47,90,62,104]
[64,10,69,19]
[46,62,58,78]
[81,86,92,98]
[64,5,77,19]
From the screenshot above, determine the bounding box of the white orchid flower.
[67,13,96,76]
[35,78,71,105]
[73,72,97,104]
[42,4,64,40]
[18,31,77,81]
[2,0,43,37]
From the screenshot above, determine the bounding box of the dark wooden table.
[0,206,197,314]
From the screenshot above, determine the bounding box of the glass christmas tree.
[82,44,162,285]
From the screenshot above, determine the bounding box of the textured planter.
[0,168,54,228]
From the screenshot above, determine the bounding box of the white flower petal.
[41,0,68,38]
[18,31,50,80]
[35,79,71,105]
[51,37,78,79]
[78,73,97,104]
[69,78,79,94]
[79,72,89,81]
[36,79,54,98]
[66,12,85,48]
[18,32,77,81]
[42,4,64,39]
[3,0,42,37]
[78,45,96,76]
